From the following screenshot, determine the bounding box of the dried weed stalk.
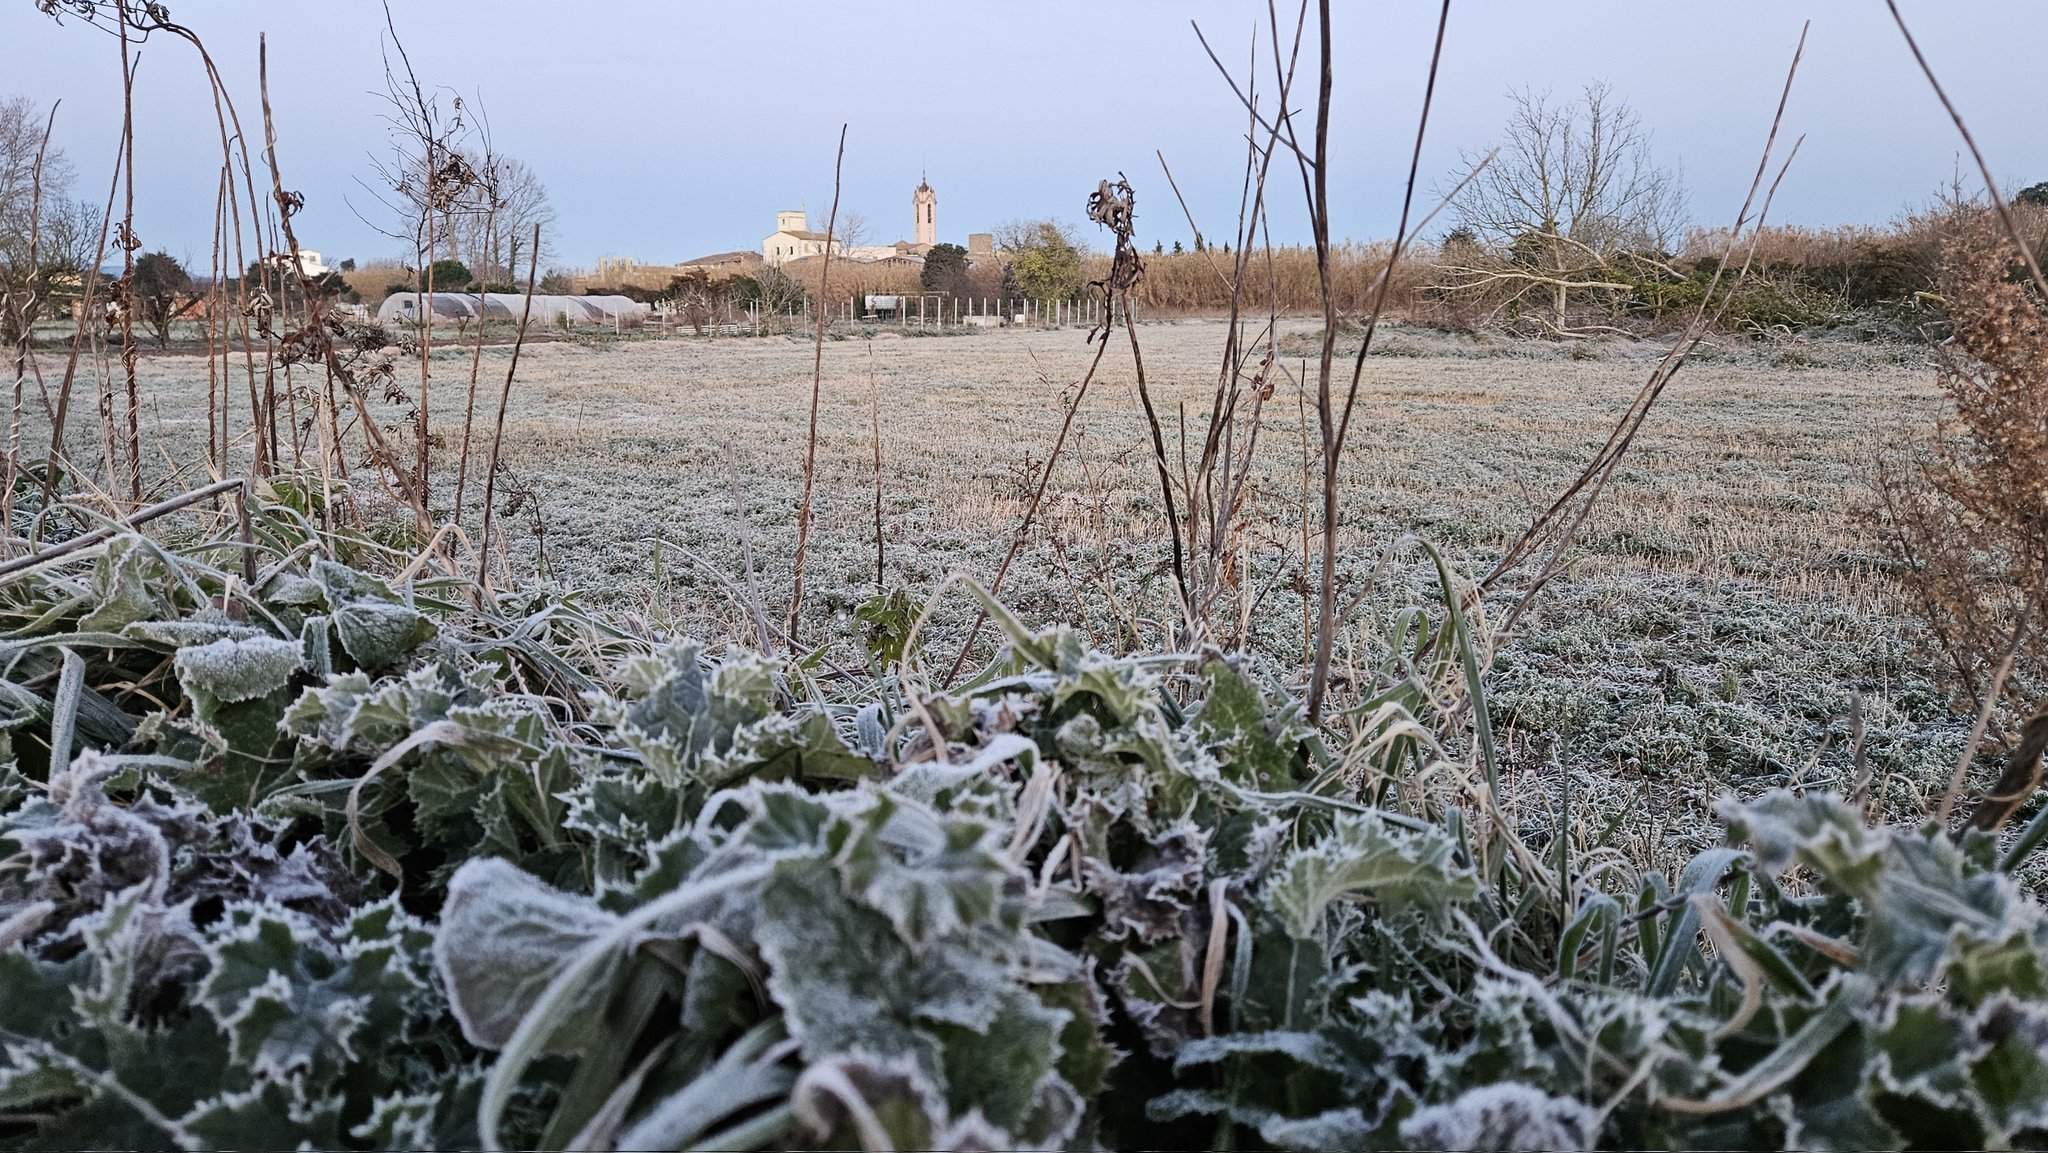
[787,124,847,645]
[1873,210,2048,757]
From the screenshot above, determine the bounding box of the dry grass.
[78,320,1933,619]
[1088,242,1437,317]
[52,319,1964,864]
[779,255,926,302]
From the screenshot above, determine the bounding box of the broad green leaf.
[1265,811,1479,939]
[432,857,623,1054]
[174,635,303,705]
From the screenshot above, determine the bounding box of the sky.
[5,1,2042,271]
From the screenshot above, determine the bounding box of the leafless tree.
[1440,82,1687,334]
[356,4,497,536]
[0,95,99,347]
[489,156,553,285]
[835,209,868,251]
[429,151,554,286]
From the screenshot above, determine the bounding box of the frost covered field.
[102,320,1959,866]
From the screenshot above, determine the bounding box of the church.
[761,176,960,266]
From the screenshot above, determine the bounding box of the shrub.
[1005,220,1085,302]
[131,250,192,346]
[1871,208,2048,740]
[427,258,473,289]
[921,241,970,296]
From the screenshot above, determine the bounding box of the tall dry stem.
[786,123,846,645]
[453,163,503,528]
[478,223,541,589]
[40,101,123,513]
[4,102,57,553]
[115,0,140,506]
[1481,23,1810,640]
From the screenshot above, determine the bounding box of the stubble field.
[92,318,1962,867]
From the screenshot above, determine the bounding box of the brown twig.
[1305,0,1453,723]
[1883,0,2048,303]
[868,340,884,596]
[477,223,541,589]
[1963,703,2048,836]
[258,34,425,526]
[1940,599,2033,828]
[945,334,1117,684]
[5,102,59,555]
[41,94,125,512]
[0,476,247,581]
[1480,22,1810,642]
[116,0,141,507]
[786,123,847,645]
[453,167,502,529]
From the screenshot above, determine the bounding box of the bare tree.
[0,95,74,222]
[835,209,868,251]
[489,156,553,286]
[1,95,98,347]
[429,151,553,287]
[1440,82,1687,333]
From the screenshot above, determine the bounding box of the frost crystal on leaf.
[174,636,304,705]
[1398,1083,1599,1152]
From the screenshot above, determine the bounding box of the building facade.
[913,178,936,251]
[762,210,840,266]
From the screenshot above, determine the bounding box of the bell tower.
[913,175,936,249]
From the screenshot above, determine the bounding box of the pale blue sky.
[7,1,2041,269]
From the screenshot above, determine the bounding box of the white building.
[844,244,917,263]
[291,249,332,278]
[761,210,840,266]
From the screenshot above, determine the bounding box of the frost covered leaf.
[1718,791,1883,888]
[752,856,1081,1140]
[194,898,433,1082]
[610,1021,796,1151]
[433,857,622,1054]
[79,536,167,632]
[1398,1083,1599,1152]
[828,790,1011,946]
[174,635,303,705]
[261,572,327,609]
[1266,812,1478,939]
[1190,657,1308,789]
[308,559,438,670]
[755,859,1007,1054]
[1259,1108,1380,1150]
[563,766,690,886]
[123,617,264,648]
[1079,818,1206,943]
[599,642,782,784]
[792,1052,946,1153]
[719,709,882,784]
[333,599,437,670]
[1724,791,2022,985]
[178,1078,343,1151]
[1967,996,2048,1141]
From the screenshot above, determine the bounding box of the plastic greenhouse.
[374,292,650,328]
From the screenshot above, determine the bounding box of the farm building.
[678,250,764,275]
[374,292,651,328]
